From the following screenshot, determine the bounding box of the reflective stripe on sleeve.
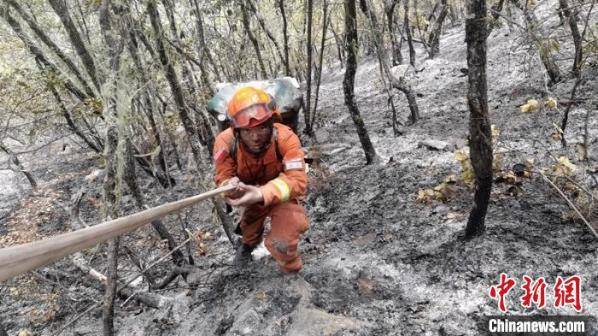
[271,178,290,202]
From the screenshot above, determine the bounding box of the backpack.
[206,78,303,134]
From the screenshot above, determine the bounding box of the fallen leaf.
[520,99,539,113]
[524,159,534,170]
[416,189,435,203]
[551,131,562,141]
[557,156,577,173]
[454,148,469,162]
[444,174,458,184]
[434,182,456,202]
[491,125,500,140]
[255,292,267,300]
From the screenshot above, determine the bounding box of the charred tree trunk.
[247,0,285,72]
[330,22,345,65]
[510,0,561,84]
[125,25,171,183]
[486,0,506,37]
[392,77,420,124]
[103,237,119,336]
[98,0,124,333]
[147,0,203,168]
[491,0,506,20]
[102,128,119,336]
[4,5,104,154]
[558,0,582,77]
[157,98,184,171]
[344,0,378,165]
[311,0,329,130]
[50,86,103,152]
[74,0,92,44]
[190,0,222,83]
[5,0,96,98]
[428,0,448,58]
[557,1,566,26]
[277,0,291,76]
[385,0,403,65]
[88,5,176,187]
[403,0,416,66]
[412,0,427,49]
[123,140,186,266]
[560,0,595,146]
[427,0,441,23]
[101,112,120,336]
[360,0,420,123]
[48,0,101,92]
[361,0,401,134]
[161,0,215,150]
[304,0,314,136]
[147,0,233,244]
[0,142,37,189]
[240,1,268,79]
[464,0,492,238]
[181,61,216,151]
[132,147,175,188]
[535,38,562,85]
[448,0,460,25]
[223,14,244,81]
[165,14,215,93]
[559,76,583,147]
[0,6,88,101]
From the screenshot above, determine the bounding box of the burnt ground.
[1,1,598,335]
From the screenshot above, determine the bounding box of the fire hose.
[0,184,235,282]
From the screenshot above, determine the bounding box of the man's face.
[239,123,272,154]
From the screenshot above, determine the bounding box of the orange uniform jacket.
[213,123,307,206]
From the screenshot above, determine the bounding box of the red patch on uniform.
[214,149,228,163]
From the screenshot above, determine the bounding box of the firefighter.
[213,87,309,273]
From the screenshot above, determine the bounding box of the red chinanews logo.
[489,273,582,313]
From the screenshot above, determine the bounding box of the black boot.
[234,243,255,266]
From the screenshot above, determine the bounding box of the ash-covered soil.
[1,1,597,335]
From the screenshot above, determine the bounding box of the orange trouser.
[240,200,309,273]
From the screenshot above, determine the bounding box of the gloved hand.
[227,183,264,207]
